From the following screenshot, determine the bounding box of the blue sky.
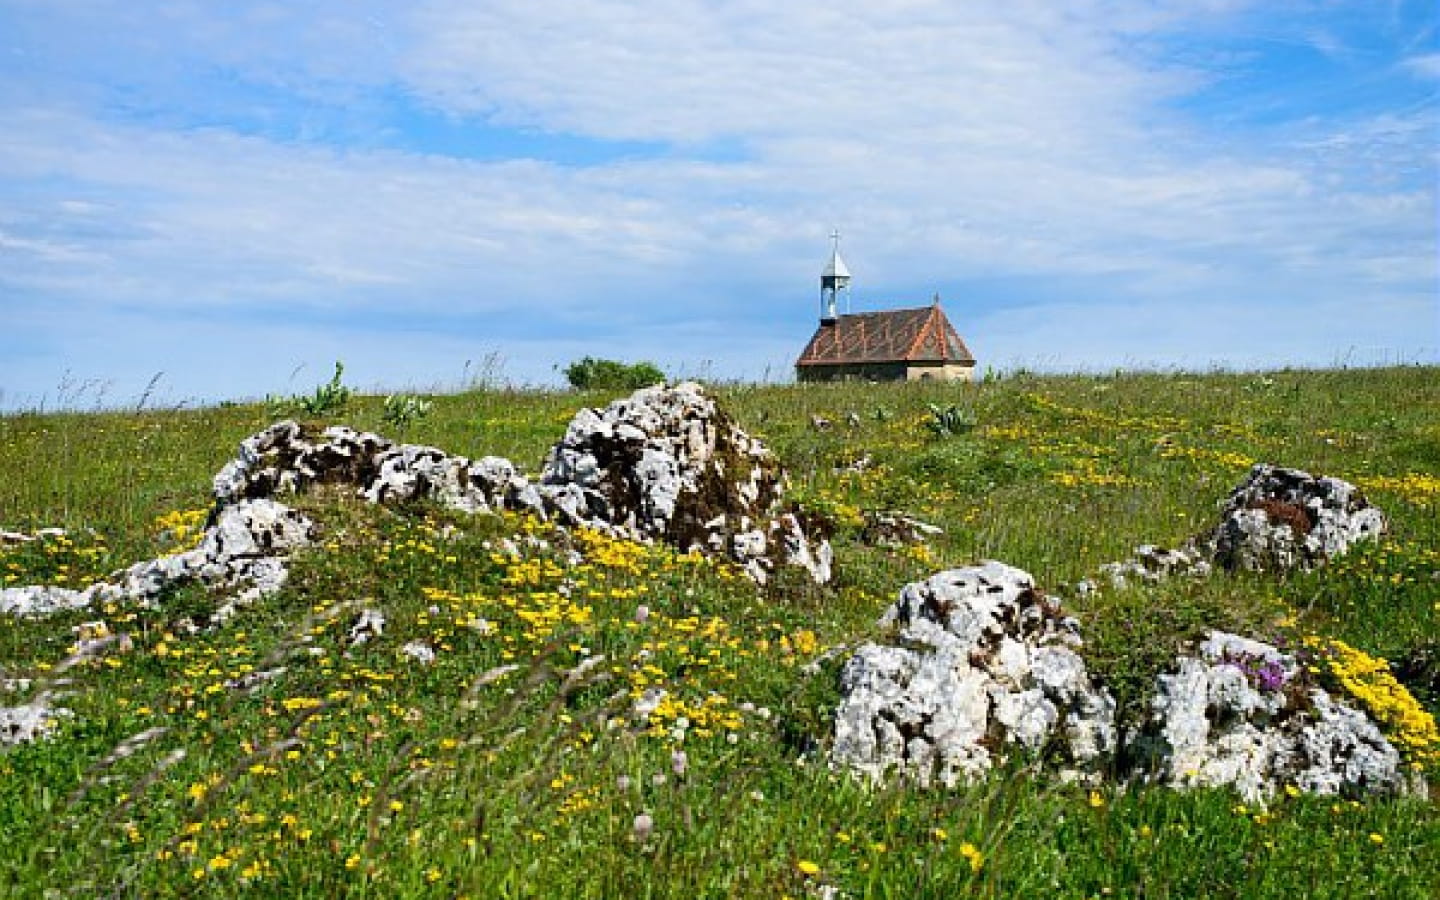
[1,0,1435,410]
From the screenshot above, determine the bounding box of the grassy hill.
[1,366,1437,898]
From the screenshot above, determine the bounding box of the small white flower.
[632,813,654,842]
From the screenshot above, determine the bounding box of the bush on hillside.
[564,357,665,391]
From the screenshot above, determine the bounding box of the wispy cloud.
[0,0,1434,409]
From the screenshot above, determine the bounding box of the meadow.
[0,365,1437,898]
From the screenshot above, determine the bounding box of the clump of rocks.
[537,383,830,584]
[859,511,943,549]
[1094,464,1386,590]
[1,499,314,619]
[832,572,1422,800]
[214,383,830,585]
[0,699,69,748]
[1127,631,1410,801]
[1205,464,1387,572]
[3,383,829,627]
[831,562,1116,787]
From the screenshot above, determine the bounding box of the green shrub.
[924,403,977,437]
[564,357,665,391]
[265,361,352,418]
[382,393,433,431]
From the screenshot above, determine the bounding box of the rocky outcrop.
[213,421,542,517]
[1,500,313,619]
[210,383,831,585]
[860,511,943,549]
[1089,464,1385,591]
[5,382,829,626]
[1093,544,1212,591]
[0,700,69,747]
[538,383,830,584]
[1204,464,1387,572]
[831,562,1115,787]
[833,572,1420,801]
[1129,632,1410,801]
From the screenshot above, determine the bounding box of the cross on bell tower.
[820,229,851,325]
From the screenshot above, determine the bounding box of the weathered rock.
[831,562,1115,787]
[1087,464,1385,593]
[2,499,314,619]
[538,383,829,583]
[1096,544,1212,589]
[0,585,91,617]
[1205,464,1386,572]
[213,422,540,518]
[0,700,69,747]
[1129,631,1410,801]
[348,609,386,646]
[204,383,830,585]
[0,527,69,546]
[860,511,943,549]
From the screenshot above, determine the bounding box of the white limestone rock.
[348,609,386,646]
[1207,464,1386,572]
[1131,631,1410,801]
[860,511,944,549]
[0,701,70,747]
[0,585,90,617]
[832,562,1115,787]
[4,500,313,620]
[539,382,831,585]
[206,385,828,586]
[1097,544,1212,589]
[1085,465,1385,594]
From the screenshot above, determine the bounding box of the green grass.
[1,366,1437,898]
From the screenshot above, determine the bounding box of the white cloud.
[0,0,1434,409]
[1402,52,1440,79]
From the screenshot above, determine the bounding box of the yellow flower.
[1088,790,1106,809]
[959,842,985,874]
[1369,833,1384,845]
[796,860,821,876]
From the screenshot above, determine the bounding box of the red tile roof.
[795,304,975,368]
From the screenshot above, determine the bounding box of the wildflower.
[1369,833,1384,845]
[796,860,821,876]
[1088,790,1106,809]
[671,749,688,777]
[632,813,654,843]
[959,842,984,874]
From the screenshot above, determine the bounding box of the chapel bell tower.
[820,229,851,325]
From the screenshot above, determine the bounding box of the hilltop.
[1,366,1437,898]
